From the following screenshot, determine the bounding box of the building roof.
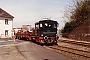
[0,8,14,18]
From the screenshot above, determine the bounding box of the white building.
[0,8,14,38]
[22,25,31,32]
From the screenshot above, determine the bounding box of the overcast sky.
[0,0,72,29]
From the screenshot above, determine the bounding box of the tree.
[64,0,90,22]
[61,0,90,33]
[72,0,90,21]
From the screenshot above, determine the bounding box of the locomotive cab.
[35,19,58,44]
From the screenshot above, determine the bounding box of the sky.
[0,0,72,29]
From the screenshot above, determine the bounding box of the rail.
[45,45,90,60]
[58,38,90,47]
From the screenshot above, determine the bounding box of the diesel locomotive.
[16,19,59,45]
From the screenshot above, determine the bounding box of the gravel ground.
[58,38,90,51]
[57,38,90,60]
[0,44,26,60]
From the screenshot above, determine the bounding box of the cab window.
[36,24,39,29]
[54,24,57,28]
[40,23,43,28]
[45,23,48,28]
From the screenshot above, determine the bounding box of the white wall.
[0,17,13,38]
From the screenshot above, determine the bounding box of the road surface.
[0,39,78,60]
[16,40,78,60]
[0,39,25,47]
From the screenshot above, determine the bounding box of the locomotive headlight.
[41,34,43,36]
[44,36,48,40]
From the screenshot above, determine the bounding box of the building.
[0,8,14,38]
[22,25,32,32]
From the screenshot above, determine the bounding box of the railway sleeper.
[59,40,90,47]
[48,46,90,58]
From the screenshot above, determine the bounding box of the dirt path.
[0,44,26,60]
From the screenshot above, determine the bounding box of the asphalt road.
[0,39,25,47]
[16,41,78,60]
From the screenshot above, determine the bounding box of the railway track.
[44,45,90,60]
[58,38,90,47]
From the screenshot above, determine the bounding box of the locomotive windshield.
[40,23,57,28]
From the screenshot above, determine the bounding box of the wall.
[0,17,13,38]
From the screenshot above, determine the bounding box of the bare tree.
[64,0,90,22]
[61,0,90,33]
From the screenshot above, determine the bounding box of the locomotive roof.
[35,20,58,24]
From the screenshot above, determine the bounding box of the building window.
[5,30,8,36]
[5,19,8,24]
